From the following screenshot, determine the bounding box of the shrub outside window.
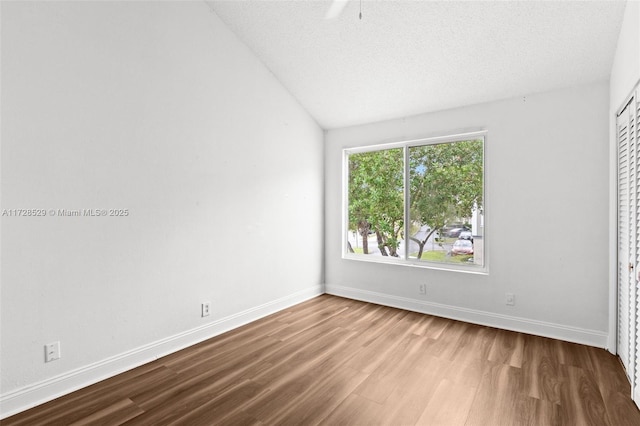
[344,132,485,272]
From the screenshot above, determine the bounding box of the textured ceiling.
[207,0,626,129]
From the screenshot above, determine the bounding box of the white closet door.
[618,95,631,375]
[617,89,638,397]
[634,95,640,407]
[618,86,640,409]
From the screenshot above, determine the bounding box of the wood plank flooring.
[3,295,640,425]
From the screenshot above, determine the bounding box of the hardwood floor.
[3,295,640,425]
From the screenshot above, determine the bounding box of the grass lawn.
[411,250,473,263]
[350,247,473,264]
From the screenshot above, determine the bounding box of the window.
[344,132,485,271]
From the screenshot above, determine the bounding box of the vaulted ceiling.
[207,1,626,129]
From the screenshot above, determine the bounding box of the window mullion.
[404,146,410,260]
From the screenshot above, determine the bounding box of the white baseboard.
[325,284,608,348]
[0,285,323,420]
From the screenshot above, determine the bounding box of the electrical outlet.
[505,293,515,306]
[419,284,427,295]
[201,301,211,317]
[45,341,61,363]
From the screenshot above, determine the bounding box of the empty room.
[2,0,640,424]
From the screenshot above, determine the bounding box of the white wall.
[325,82,610,346]
[0,1,323,417]
[610,1,640,110]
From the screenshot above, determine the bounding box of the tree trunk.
[359,222,369,254]
[347,241,355,253]
[376,230,388,256]
[410,237,426,259]
[410,228,437,260]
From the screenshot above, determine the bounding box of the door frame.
[612,81,640,405]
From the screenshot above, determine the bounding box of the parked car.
[451,239,473,255]
[459,231,473,241]
[443,226,470,238]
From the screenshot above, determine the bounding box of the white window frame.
[342,130,488,274]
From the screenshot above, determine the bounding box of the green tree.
[348,149,404,256]
[409,139,483,259]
